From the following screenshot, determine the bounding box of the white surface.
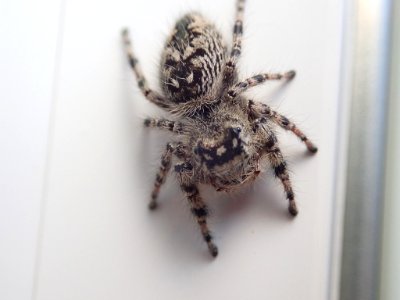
[0,0,345,299]
[0,1,62,299]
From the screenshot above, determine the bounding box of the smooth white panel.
[0,1,62,299]
[35,0,344,299]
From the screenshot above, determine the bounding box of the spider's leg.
[224,0,246,84]
[248,100,318,153]
[175,165,218,257]
[122,29,171,110]
[184,184,218,257]
[264,133,298,216]
[227,71,296,101]
[144,118,186,135]
[148,143,175,210]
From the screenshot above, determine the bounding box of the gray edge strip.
[340,0,393,299]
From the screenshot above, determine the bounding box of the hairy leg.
[122,29,171,110]
[148,143,175,209]
[264,134,298,216]
[224,0,246,84]
[175,163,218,257]
[143,118,186,135]
[248,100,318,153]
[182,184,218,257]
[227,71,296,101]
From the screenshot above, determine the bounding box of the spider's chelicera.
[122,0,317,257]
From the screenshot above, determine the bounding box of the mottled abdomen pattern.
[160,13,227,104]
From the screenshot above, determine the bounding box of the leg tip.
[143,118,151,127]
[288,201,298,216]
[209,244,219,258]
[121,28,129,37]
[309,146,318,154]
[285,70,296,80]
[148,201,158,210]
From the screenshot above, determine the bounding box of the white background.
[0,0,345,299]
[0,1,62,299]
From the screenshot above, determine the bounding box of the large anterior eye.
[227,126,242,138]
[233,127,241,134]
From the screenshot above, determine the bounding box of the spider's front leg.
[248,100,318,153]
[263,133,298,216]
[143,118,186,135]
[149,141,189,209]
[148,143,175,210]
[175,163,218,257]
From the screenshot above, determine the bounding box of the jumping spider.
[122,0,317,257]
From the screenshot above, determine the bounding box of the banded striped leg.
[264,134,298,216]
[149,143,174,210]
[144,118,185,135]
[227,71,296,101]
[180,184,218,257]
[224,0,246,83]
[249,101,318,153]
[121,29,170,110]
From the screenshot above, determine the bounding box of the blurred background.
[0,0,398,299]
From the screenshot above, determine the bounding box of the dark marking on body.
[265,135,277,149]
[228,90,236,98]
[196,127,245,168]
[174,15,192,41]
[174,162,193,173]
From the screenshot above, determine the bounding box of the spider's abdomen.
[160,13,226,104]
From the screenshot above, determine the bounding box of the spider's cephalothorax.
[122,0,318,257]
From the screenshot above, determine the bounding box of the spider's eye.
[231,127,242,135]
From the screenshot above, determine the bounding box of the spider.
[122,0,317,257]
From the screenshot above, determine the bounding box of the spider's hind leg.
[121,29,171,110]
[224,0,246,84]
